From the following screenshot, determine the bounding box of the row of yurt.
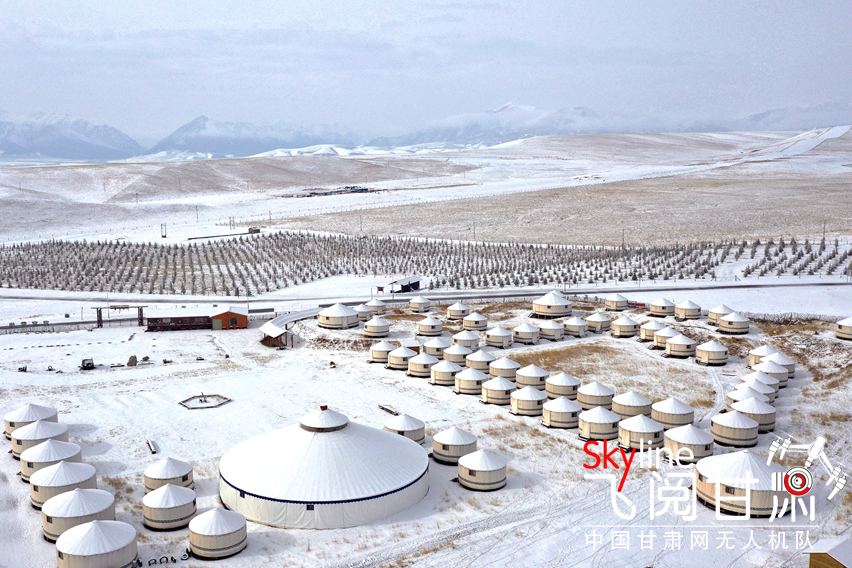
[740,371,780,393]
[5,403,58,440]
[486,327,513,348]
[735,378,776,402]
[838,317,852,340]
[532,292,572,318]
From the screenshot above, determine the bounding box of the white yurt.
[763,352,796,379]
[219,406,429,529]
[384,414,426,445]
[740,370,780,392]
[432,427,477,464]
[611,316,640,338]
[735,379,777,403]
[317,303,359,329]
[30,462,97,509]
[4,403,58,440]
[675,300,701,320]
[719,312,750,334]
[366,298,387,315]
[545,372,580,399]
[409,296,431,313]
[416,316,443,337]
[425,361,459,388]
[542,397,583,428]
[387,346,417,371]
[612,391,652,419]
[481,377,517,405]
[454,368,487,395]
[694,451,787,517]
[652,326,680,349]
[408,352,439,377]
[458,450,507,492]
[578,407,621,440]
[489,357,521,379]
[696,340,729,365]
[442,344,472,365]
[618,414,664,450]
[41,488,115,543]
[510,386,548,416]
[56,520,137,568]
[837,317,852,340]
[651,397,695,429]
[726,387,771,409]
[562,316,588,337]
[577,382,615,410]
[605,294,628,311]
[585,313,611,333]
[369,340,397,363]
[707,304,734,326]
[512,323,540,345]
[710,411,759,447]
[363,316,390,338]
[485,326,513,348]
[639,319,666,341]
[465,349,497,372]
[538,319,565,341]
[731,399,776,432]
[142,483,197,530]
[447,302,471,320]
[516,365,549,390]
[452,330,480,350]
[752,360,789,388]
[11,420,69,459]
[748,345,778,368]
[664,425,714,464]
[463,312,488,331]
[353,304,375,322]
[532,292,572,318]
[665,334,697,358]
[20,439,82,482]
[649,298,675,317]
[144,457,194,493]
[189,508,248,560]
[423,337,451,359]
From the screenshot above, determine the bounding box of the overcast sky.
[1,1,850,144]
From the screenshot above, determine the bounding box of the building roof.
[676,300,700,310]
[727,387,770,403]
[619,414,663,433]
[580,406,621,424]
[29,461,96,487]
[384,414,425,432]
[443,344,472,355]
[370,340,398,352]
[839,317,852,326]
[665,424,714,445]
[805,539,852,565]
[709,304,734,314]
[211,305,249,317]
[695,450,784,490]
[563,316,588,327]
[517,365,548,379]
[42,488,114,518]
[418,316,443,326]
[456,368,488,382]
[410,353,439,365]
[735,379,775,395]
[513,323,540,333]
[189,508,246,536]
[711,410,759,429]
[143,483,196,508]
[640,320,666,331]
[654,327,679,338]
[260,308,321,338]
[366,299,386,308]
[448,302,470,311]
[764,352,795,366]
[651,298,675,307]
[749,345,778,357]
[721,312,749,323]
[578,382,614,397]
[353,304,374,313]
[752,360,788,375]
[486,326,512,336]
[613,316,639,327]
[433,427,477,445]
[19,439,80,463]
[409,295,431,304]
[458,449,506,472]
[740,371,780,388]
[544,397,583,412]
[667,334,697,346]
[546,372,581,386]
[365,316,390,327]
[731,398,776,416]
[464,312,488,322]
[145,457,193,480]
[453,330,480,341]
[511,386,548,401]
[11,419,67,440]
[431,360,462,373]
[467,349,497,363]
[490,357,521,370]
[652,397,694,415]
[56,520,136,556]
[698,340,728,352]
[606,294,628,302]
[612,391,652,406]
[534,292,572,306]
[319,303,358,318]
[389,346,417,358]
[4,403,57,423]
[391,276,420,286]
[585,313,611,323]
[482,377,517,391]
[423,337,451,348]
[538,319,564,330]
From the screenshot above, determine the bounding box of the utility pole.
[473,221,476,240]
[196,205,199,221]
[135,192,138,205]
[360,215,363,232]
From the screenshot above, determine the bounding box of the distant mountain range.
[0,114,142,161]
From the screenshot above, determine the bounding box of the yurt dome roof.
[483,377,517,390]
[443,344,472,355]
[19,439,80,463]
[431,360,462,373]
[564,317,588,326]
[366,299,386,307]
[695,450,784,490]
[741,371,780,387]
[612,316,639,326]
[654,327,679,337]
[580,406,621,424]
[698,340,728,352]
[410,353,439,365]
[721,312,749,322]
[418,316,442,326]
[4,403,57,423]
[667,334,697,346]
[490,357,521,369]
[711,410,759,429]
[56,520,136,557]
[365,316,389,326]
[409,296,430,304]
[30,461,96,487]
[433,427,476,445]
[577,382,614,396]
[511,386,548,401]
[466,350,497,362]
[458,450,506,472]
[612,391,652,406]
[11,420,67,440]
[456,368,488,381]
[764,352,795,365]
[752,360,788,374]
[423,338,451,348]
[513,323,540,333]
[389,347,417,358]
[534,292,571,306]
[538,320,564,330]
[464,312,487,321]
[606,294,628,302]
[486,327,512,336]
[839,317,852,326]
[384,414,425,431]
[353,304,373,312]
[676,300,700,309]
[731,398,776,415]
[665,424,713,445]
[544,397,583,412]
[143,484,196,508]
[145,457,192,480]
[42,488,114,518]
[319,303,358,318]
[448,302,470,311]
[546,372,581,386]
[300,407,349,431]
[735,380,774,395]
[585,313,611,322]
[651,298,675,307]
[727,387,770,403]
[517,364,549,378]
[749,345,778,357]
[619,414,663,433]
[640,320,666,331]
[453,330,480,341]
[709,304,734,314]
[652,397,694,415]
[189,508,246,536]
[371,340,398,351]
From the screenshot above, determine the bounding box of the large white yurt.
[696,340,729,366]
[458,450,507,492]
[577,382,615,410]
[387,346,417,371]
[612,391,652,419]
[142,484,197,530]
[423,337,451,359]
[545,372,580,400]
[562,316,588,337]
[56,521,137,568]
[585,313,611,333]
[369,340,397,363]
[432,427,477,465]
[41,488,115,543]
[542,397,583,428]
[219,407,428,529]
[639,320,666,341]
[485,327,513,348]
[735,379,777,403]
[618,414,664,450]
[317,303,359,329]
[20,439,82,483]
[416,316,443,337]
[837,317,852,340]
[538,319,565,341]
[675,300,701,320]
[489,357,521,379]
[353,304,375,322]
[726,387,770,409]
[363,316,390,338]
[481,377,517,405]
[578,407,621,440]
[515,365,549,390]
[463,312,488,331]
[144,457,194,493]
[763,352,796,379]
[510,386,548,416]
[384,414,426,445]
[465,349,497,373]
[11,420,69,459]
[611,316,640,338]
[748,345,778,368]
[649,298,675,317]
[751,360,789,388]
[366,298,387,315]
[664,425,714,464]
[408,352,438,377]
[189,508,247,560]
[442,344,472,365]
[740,371,781,393]
[652,326,679,349]
[452,330,480,350]
[665,334,697,358]
[532,292,572,318]
[30,462,97,509]
[707,304,734,326]
[447,302,471,320]
[430,360,462,386]
[409,296,431,313]
[512,323,540,345]
[731,399,776,432]
[694,451,787,517]
[651,397,695,429]
[4,403,58,440]
[455,368,488,395]
[719,312,750,334]
[710,411,759,447]
[604,294,628,311]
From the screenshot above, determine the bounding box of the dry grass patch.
[309,337,375,352]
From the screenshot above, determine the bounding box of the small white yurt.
[735,379,777,403]
[41,488,115,543]
[532,292,572,318]
[510,386,548,416]
[710,411,759,447]
[708,304,734,326]
[416,316,443,337]
[409,296,431,313]
[447,302,471,320]
[516,365,549,390]
[538,319,565,341]
[719,312,750,335]
[545,372,580,399]
[649,298,675,317]
[366,298,387,315]
[740,370,780,393]
[665,334,697,358]
[384,414,426,445]
[369,340,397,363]
[463,312,488,331]
[465,349,497,372]
[512,323,540,345]
[485,326,513,348]
[605,294,628,311]
[562,316,588,337]
[458,450,507,492]
[752,360,789,388]
[694,450,787,517]
[652,326,679,349]
[363,316,390,338]
[423,337,452,358]
[489,357,521,379]
[618,414,664,450]
[577,382,615,410]
[639,319,666,341]
[430,359,462,386]
[696,340,729,365]
[651,397,695,429]
[664,424,714,464]
[763,352,796,379]
[11,420,69,459]
[56,521,137,568]
[579,407,621,440]
[30,462,97,509]
[585,313,611,333]
[189,508,247,560]
[675,300,701,320]
[837,317,852,340]
[443,343,472,365]
[455,368,488,395]
[387,346,417,371]
[20,439,82,482]
[4,403,58,440]
[731,399,776,432]
[142,483,197,530]
[432,427,477,464]
[481,377,517,405]
[542,397,582,428]
[144,457,194,493]
[612,391,652,419]
[748,344,778,368]
[726,387,770,409]
[408,352,438,377]
[452,330,480,350]
[611,316,640,338]
[317,303,359,329]
[353,304,375,322]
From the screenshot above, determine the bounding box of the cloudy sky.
[1,1,849,144]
